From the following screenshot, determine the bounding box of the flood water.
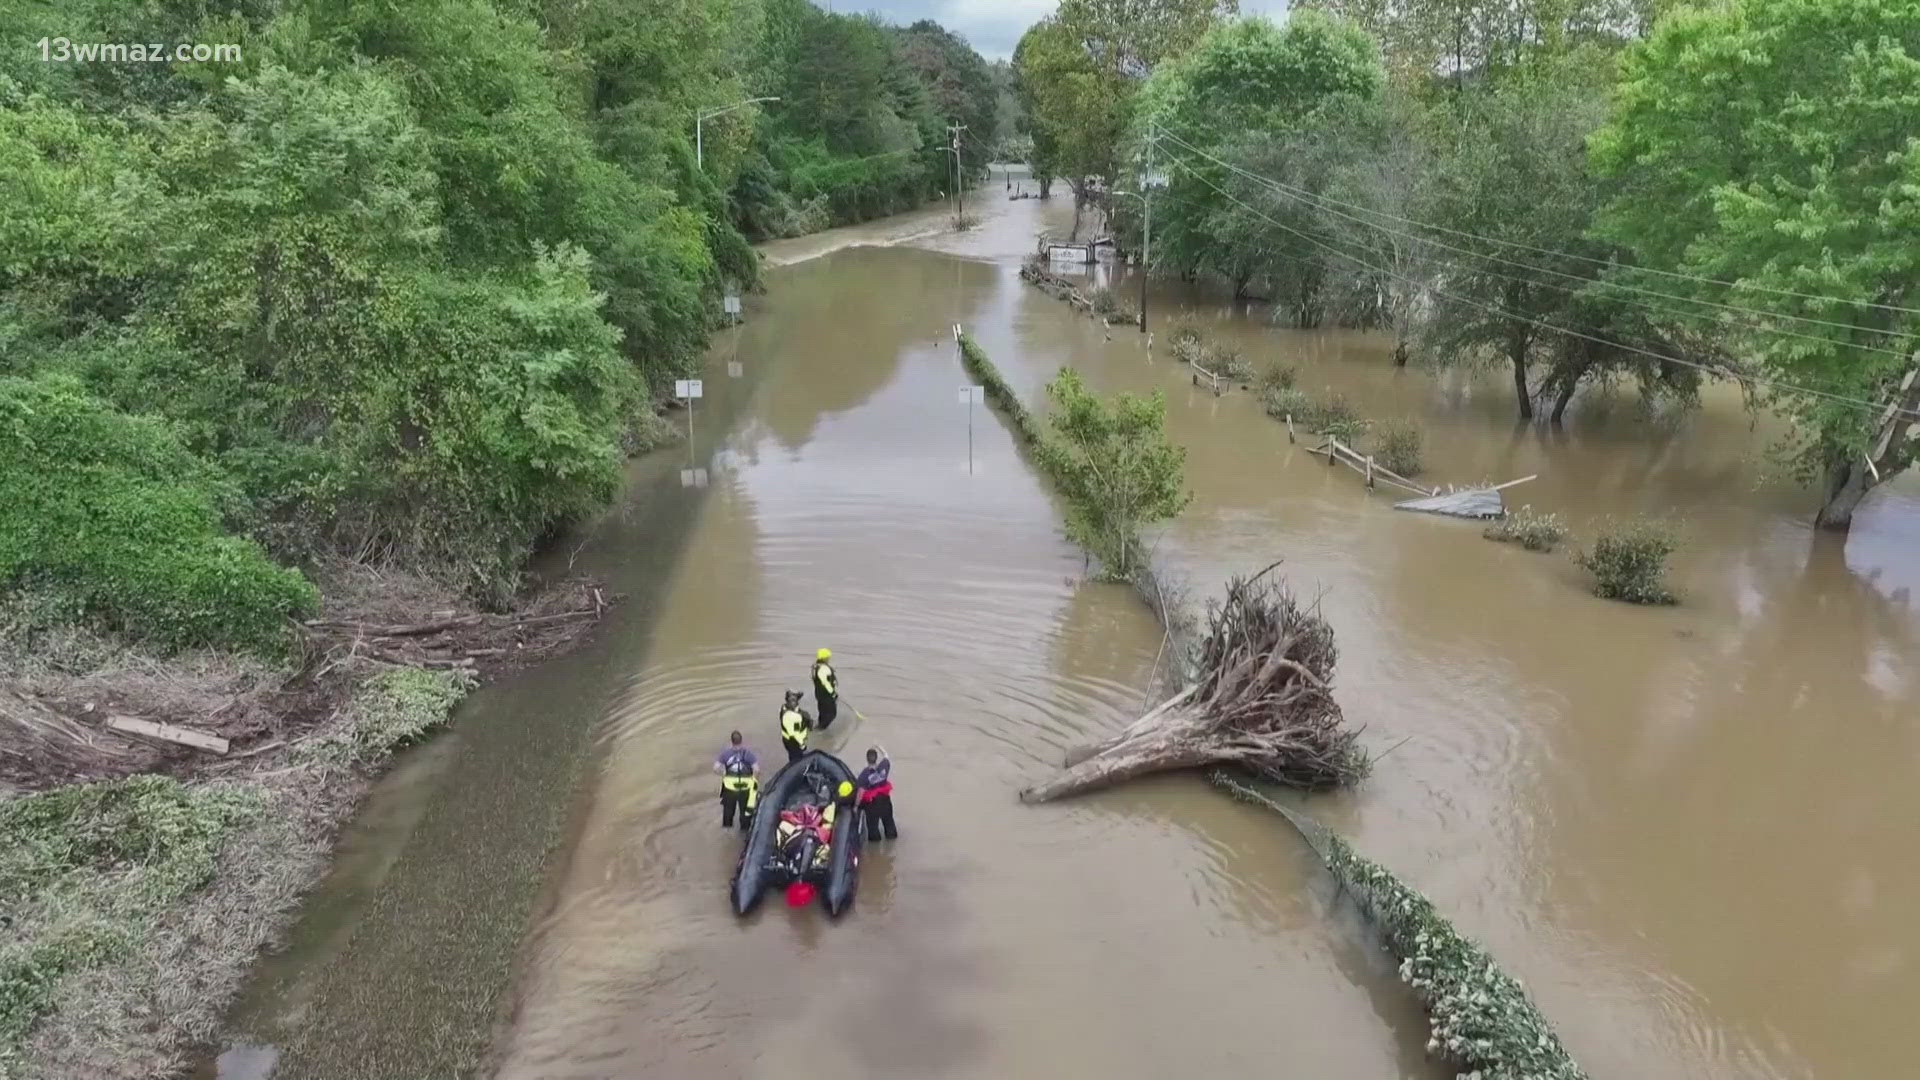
[219,188,1919,1079]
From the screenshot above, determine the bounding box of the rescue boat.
[730,749,863,916]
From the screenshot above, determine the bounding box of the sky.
[829,0,1294,61]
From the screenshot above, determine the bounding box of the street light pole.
[1115,188,1149,334]
[696,96,779,171]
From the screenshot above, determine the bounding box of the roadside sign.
[723,294,741,315]
[958,385,984,404]
[679,468,709,488]
[728,361,743,378]
[675,379,704,399]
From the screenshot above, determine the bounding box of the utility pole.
[948,123,968,224]
[1140,123,1153,334]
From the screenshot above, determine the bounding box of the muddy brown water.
[215,190,1918,1079]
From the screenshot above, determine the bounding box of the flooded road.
[220,189,1919,1079]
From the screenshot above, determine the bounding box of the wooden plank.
[106,716,229,755]
[1489,474,1538,492]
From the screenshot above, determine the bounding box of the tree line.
[1013,0,1920,527]
[0,0,1007,657]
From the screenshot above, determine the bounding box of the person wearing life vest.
[778,690,813,762]
[713,730,760,829]
[857,745,897,842]
[810,648,839,730]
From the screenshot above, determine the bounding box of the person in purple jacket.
[856,745,897,842]
[714,730,760,829]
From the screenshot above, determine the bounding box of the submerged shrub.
[1168,316,1205,347]
[1206,343,1253,381]
[1483,506,1568,552]
[1091,286,1120,315]
[1258,362,1298,392]
[1576,517,1679,604]
[1261,386,1314,422]
[1213,773,1588,1080]
[1307,393,1367,441]
[1371,419,1424,476]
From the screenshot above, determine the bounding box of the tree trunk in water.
[1393,336,1408,368]
[1510,334,1533,420]
[1069,185,1085,242]
[1022,720,1217,803]
[1549,372,1580,424]
[1815,457,1873,531]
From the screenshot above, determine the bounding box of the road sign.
[675,379,704,399]
[723,294,741,315]
[957,385,984,405]
[727,361,743,378]
[679,468,709,488]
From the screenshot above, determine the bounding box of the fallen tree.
[1021,561,1367,802]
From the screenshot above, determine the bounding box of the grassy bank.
[0,566,607,1078]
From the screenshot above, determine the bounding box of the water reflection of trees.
[1544,536,1916,1075]
[754,248,999,454]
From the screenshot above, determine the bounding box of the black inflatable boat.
[730,749,864,916]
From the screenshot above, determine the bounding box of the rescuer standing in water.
[714,731,759,829]
[857,745,897,841]
[778,690,813,762]
[811,648,839,729]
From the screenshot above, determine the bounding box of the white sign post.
[727,360,743,378]
[959,384,984,473]
[723,294,741,322]
[675,378,703,449]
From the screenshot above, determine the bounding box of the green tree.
[1037,368,1191,579]
[1590,0,1920,527]
[1414,59,1698,419]
[1016,0,1236,236]
[1131,13,1386,307]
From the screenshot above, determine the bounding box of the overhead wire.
[1147,138,1920,421]
[1149,126,1920,319]
[1152,126,1920,351]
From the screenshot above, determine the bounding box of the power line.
[1142,152,1920,363]
[1150,126,1920,320]
[1152,142,1920,421]
[1153,127,1920,348]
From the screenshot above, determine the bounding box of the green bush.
[1307,393,1367,441]
[1575,517,1679,603]
[1261,386,1314,421]
[1168,317,1205,346]
[0,375,317,655]
[1370,419,1424,476]
[1258,363,1298,392]
[1483,506,1568,552]
[1206,343,1253,381]
[1091,286,1120,315]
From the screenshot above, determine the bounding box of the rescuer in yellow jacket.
[778,689,813,763]
[811,647,839,730]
